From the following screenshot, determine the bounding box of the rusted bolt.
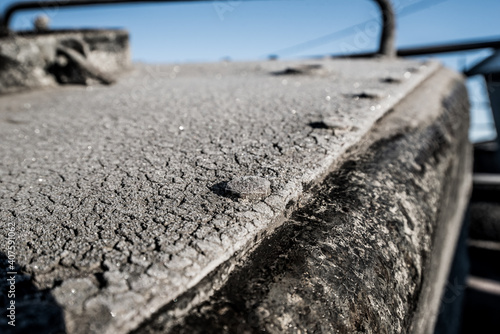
[225,176,271,200]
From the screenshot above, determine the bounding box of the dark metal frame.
[3,1,499,62]
[398,39,500,57]
[373,0,395,57]
[334,37,500,59]
[0,0,396,57]
[1,0,203,31]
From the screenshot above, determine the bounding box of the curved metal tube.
[0,0,397,57]
[374,0,396,57]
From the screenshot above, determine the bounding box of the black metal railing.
[0,0,396,57]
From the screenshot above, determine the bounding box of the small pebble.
[321,117,352,130]
[225,176,271,200]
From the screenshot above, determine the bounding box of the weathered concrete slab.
[0,58,469,333]
[139,65,472,334]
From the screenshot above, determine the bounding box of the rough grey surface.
[0,58,446,333]
[144,68,471,334]
[0,29,130,94]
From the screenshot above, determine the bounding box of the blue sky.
[2,0,500,141]
[3,0,500,63]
